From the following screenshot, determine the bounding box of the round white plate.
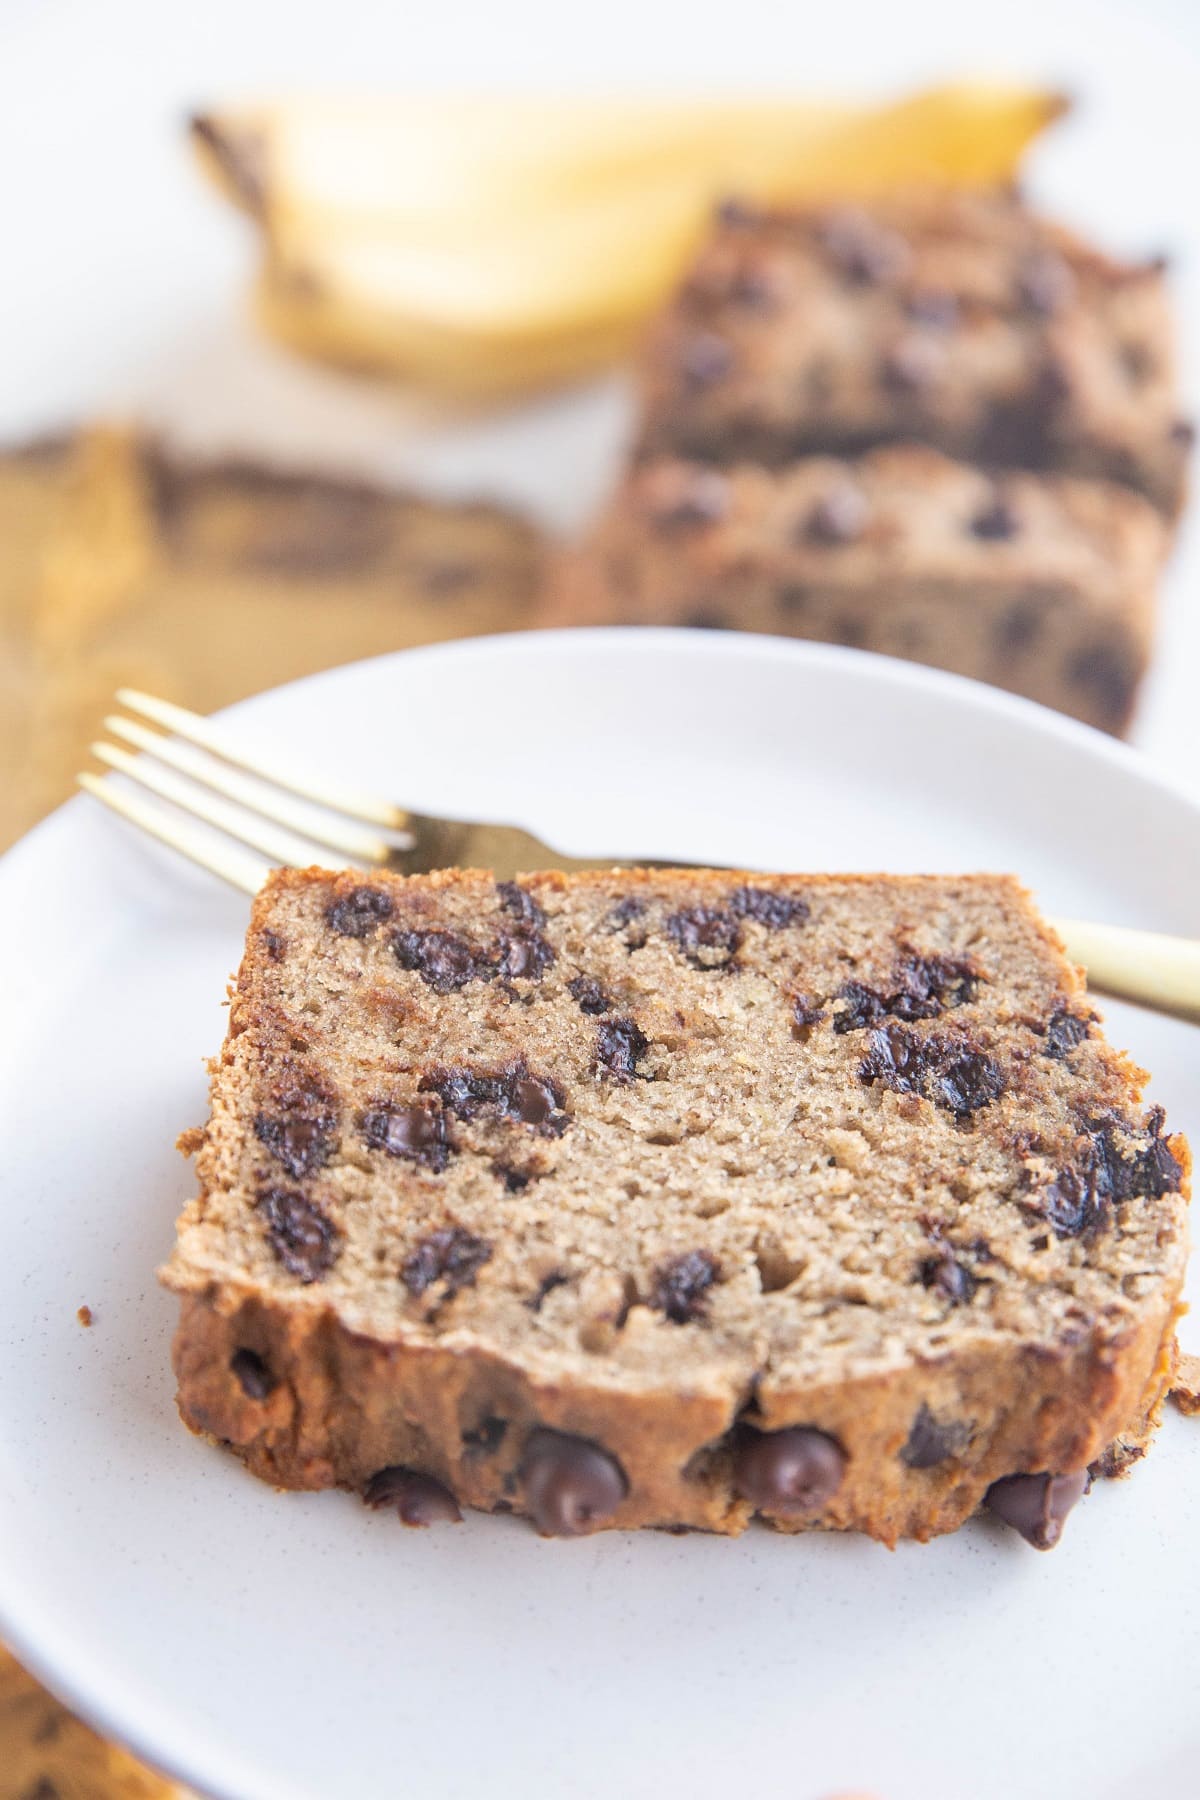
[1,630,1198,1800]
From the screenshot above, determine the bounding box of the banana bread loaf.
[544,445,1168,735]
[636,188,1191,517]
[163,867,1190,1549]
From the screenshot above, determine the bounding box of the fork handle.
[1052,917,1200,1024]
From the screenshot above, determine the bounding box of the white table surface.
[2,0,1198,790]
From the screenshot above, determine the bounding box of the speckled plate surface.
[0,630,1197,1800]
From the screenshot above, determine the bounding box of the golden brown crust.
[171,1277,1181,1546]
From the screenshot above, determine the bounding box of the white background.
[2,0,1199,783]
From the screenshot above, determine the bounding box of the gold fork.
[78,686,1200,1024]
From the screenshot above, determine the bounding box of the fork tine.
[104,715,394,865]
[91,742,351,873]
[78,774,266,895]
[115,688,412,834]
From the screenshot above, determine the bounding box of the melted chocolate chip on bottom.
[984,1469,1088,1549]
[363,1466,462,1527]
[520,1428,628,1535]
[733,1425,847,1515]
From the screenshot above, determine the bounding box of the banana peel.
[194,84,1069,396]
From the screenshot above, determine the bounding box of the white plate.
[1,630,1198,1800]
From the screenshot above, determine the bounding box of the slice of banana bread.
[636,188,1191,517]
[163,868,1189,1549]
[544,445,1168,735]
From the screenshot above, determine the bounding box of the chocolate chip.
[733,1425,846,1515]
[401,1225,492,1297]
[529,1271,569,1310]
[919,1252,977,1305]
[594,1017,650,1081]
[791,992,827,1035]
[984,1469,1087,1548]
[568,975,612,1015]
[499,929,555,980]
[1028,1110,1180,1241]
[513,1076,560,1127]
[230,1348,276,1400]
[253,1113,332,1180]
[608,897,646,935]
[496,1164,533,1192]
[1120,341,1157,385]
[462,1415,507,1458]
[727,261,779,309]
[253,1066,342,1179]
[666,905,740,968]
[970,493,1020,540]
[1035,356,1074,411]
[1016,250,1077,317]
[1040,1162,1104,1238]
[935,1046,1007,1117]
[715,196,761,229]
[859,1024,1005,1119]
[803,484,869,546]
[651,1250,720,1323]
[640,462,730,529]
[880,336,943,395]
[1065,644,1135,733]
[257,1187,340,1283]
[685,608,730,631]
[729,886,810,930]
[261,929,287,962]
[906,289,959,328]
[420,560,478,597]
[997,599,1042,654]
[1090,1109,1184,1203]
[520,1428,628,1535]
[678,332,734,390]
[421,1061,568,1135]
[363,1466,462,1526]
[392,928,495,992]
[360,1100,450,1171]
[901,1403,971,1469]
[496,881,546,928]
[1043,1008,1091,1058]
[818,210,910,286]
[834,953,978,1032]
[326,885,394,938]
[1170,418,1196,449]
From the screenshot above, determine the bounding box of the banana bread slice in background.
[163,867,1189,1549]
[0,427,543,851]
[545,446,1167,735]
[636,188,1191,518]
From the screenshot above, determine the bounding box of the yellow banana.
[194,84,1068,395]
